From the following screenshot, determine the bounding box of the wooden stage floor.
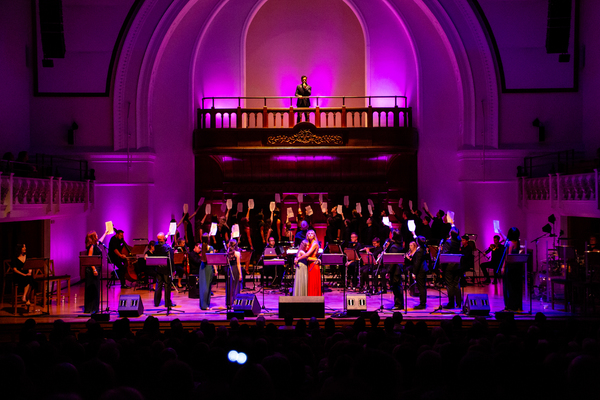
[0,277,570,326]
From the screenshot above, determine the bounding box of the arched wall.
[110,0,499,237]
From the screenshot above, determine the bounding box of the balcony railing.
[0,172,94,219]
[198,96,412,129]
[519,170,598,209]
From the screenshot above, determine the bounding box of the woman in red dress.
[305,230,322,296]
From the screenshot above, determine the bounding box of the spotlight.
[532,118,540,127]
[542,224,552,234]
[548,214,556,224]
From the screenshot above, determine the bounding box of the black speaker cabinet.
[233,294,261,316]
[347,294,367,317]
[39,0,66,59]
[118,294,144,317]
[278,296,325,318]
[465,294,490,316]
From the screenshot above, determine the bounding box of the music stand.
[382,253,406,313]
[344,248,360,289]
[206,253,233,311]
[146,256,184,316]
[431,254,463,314]
[79,255,104,317]
[360,253,376,294]
[506,253,530,314]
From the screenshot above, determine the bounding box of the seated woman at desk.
[13,243,36,308]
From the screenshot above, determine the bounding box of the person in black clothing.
[343,232,362,288]
[480,235,505,284]
[460,235,475,285]
[83,231,108,313]
[503,227,523,311]
[361,217,378,246]
[295,75,312,123]
[416,215,432,241]
[264,236,284,286]
[108,230,130,289]
[294,220,310,246]
[361,237,384,292]
[426,209,452,244]
[12,243,37,308]
[325,217,338,247]
[213,214,230,251]
[441,227,462,309]
[153,232,175,307]
[407,236,429,309]
[386,231,405,309]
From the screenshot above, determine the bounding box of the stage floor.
[0,277,569,325]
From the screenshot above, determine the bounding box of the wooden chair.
[39,259,71,306]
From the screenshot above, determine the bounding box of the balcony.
[194,96,416,154]
[0,173,94,222]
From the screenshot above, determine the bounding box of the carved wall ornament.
[267,129,343,146]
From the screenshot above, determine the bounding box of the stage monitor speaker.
[118,294,144,317]
[347,294,367,317]
[278,296,325,318]
[465,294,490,316]
[39,0,66,59]
[188,275,199,299]
[233,294,261,316]
[545,0,572,54]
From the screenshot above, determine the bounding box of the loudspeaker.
[465,294,490,316]
[233,294,261,317]
[118,294,144,317]
[39,0,66,59]
[347,294,367,317]
[545,0,572,54]
[278,296,325,318]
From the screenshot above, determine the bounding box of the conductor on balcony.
[295,75,311,123]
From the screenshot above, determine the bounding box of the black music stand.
[146,256,184,316]
[382,253,406,313]
[360,253,376,295]
[206,253,233,311]
[344,248,360,289]
[79,255,106,318]
[506,253,531,314]
[322,253,348,316]
[431,254,463,314]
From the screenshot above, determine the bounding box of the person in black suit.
[108,230,130,289]
[460,235,475,285]
[385,231,405,309]
[407,236,429,309]
[441,228,462,309]
[360,237,384,292]
[153,232,175,307]
[295,75,312,123]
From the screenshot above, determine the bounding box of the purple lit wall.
[245,0,365,108]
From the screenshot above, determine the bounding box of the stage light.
[548,214,556,224]
[532,118,540,127]
[542,223,552,234]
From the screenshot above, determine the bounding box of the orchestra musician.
[360,237,384,292]
[193,234,215,310]
[460,235,475,285]
[405,237,429,310]
[385,231,405,309]
[213,211,230,252]
[108,229,130,289]
[226,239,242,308]
[173,239,188,288]
[343,232,362,289]
[480,235,505,284]
[264,236,284,286]
[441,228,462,309]
[84,230,109,313]
[12,243,37,310]
[502,227,523,312]
[153,232,176,308]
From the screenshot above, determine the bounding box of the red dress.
[307,261,322,296]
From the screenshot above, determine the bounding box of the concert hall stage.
[0,276,576,340]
